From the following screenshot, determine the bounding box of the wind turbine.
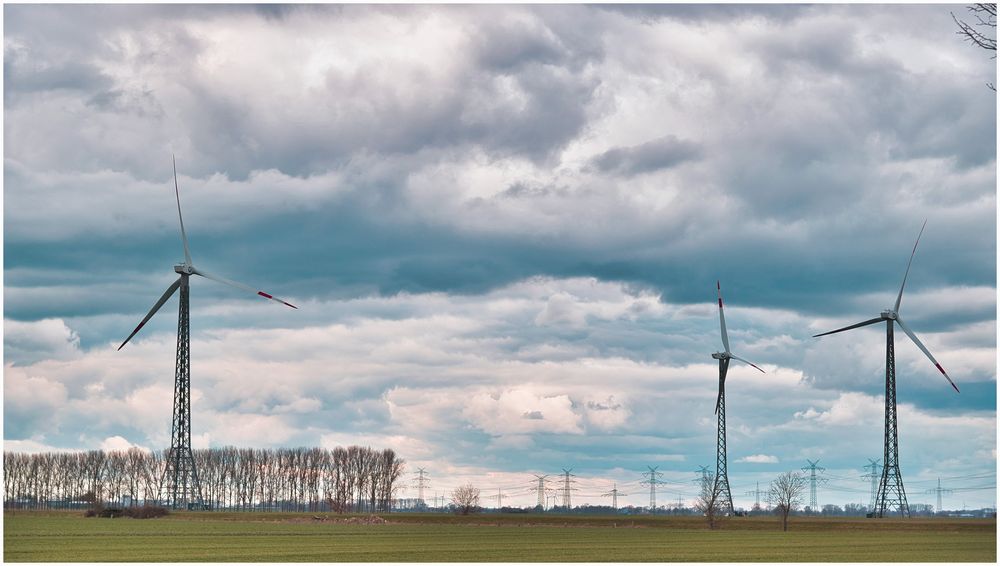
[118,156,297,509]
[711,281,764,515]
[813,220,958,518]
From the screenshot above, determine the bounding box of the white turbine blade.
[894,219,927,314]
[118,276,183,350]
[730,354,765,373]
[173,155,193,267]
[717,281,730,353]
[813,317,884,338]
[191,267,298,309]
[895,316,959,393]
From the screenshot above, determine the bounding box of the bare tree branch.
[952,3,997,90]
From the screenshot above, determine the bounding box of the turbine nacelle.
[711,352,728,360]
[881,309,897,321]
[174,264,195,275]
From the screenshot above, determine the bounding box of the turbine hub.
[174,264,194,275]
[881,309,896,320]
[711,352,727,360]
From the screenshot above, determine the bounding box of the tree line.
[4,445,405,513]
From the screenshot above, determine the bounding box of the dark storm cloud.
[3,4,608,181]
[4,58,111,96]
[590,136,702,176]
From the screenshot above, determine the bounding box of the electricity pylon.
[696,465,711,484]
[745,481,765,511]
[925,478,953,514]
[561,468,577,510]
[533,475,548,510]
[641,466,664,513]
[602,483,626,511]
[486,488,505,510]
[414,468,429,507]
[801,460,826,510]
[862,459,881,511]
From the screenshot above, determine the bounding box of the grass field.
[4,510,996,562]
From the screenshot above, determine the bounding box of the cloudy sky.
[4,4,996,510]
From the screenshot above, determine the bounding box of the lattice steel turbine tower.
[814,221,959,518]
[711,281,765,516]
[118,157,297,509]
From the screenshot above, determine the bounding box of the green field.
[4,511,996,562]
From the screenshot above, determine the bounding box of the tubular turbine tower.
[118,157,297,509]
[711,281,765,515]
[813,221,959,518]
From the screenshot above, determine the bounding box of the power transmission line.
[532,474,548,510]
[926,478,954,513]
[413,468,429,507]
[745,481,765,510]
[561,468,577,509]
[802,459,827,510]
[862,459,881,511]
[602,483,626,511]
[641,466,665,512]
[696,465,711,484]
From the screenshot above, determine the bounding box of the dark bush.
[124,505,169,519]
[84,505,168,519]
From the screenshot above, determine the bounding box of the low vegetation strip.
[4,511,996,562]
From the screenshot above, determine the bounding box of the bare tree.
[953,3,997,90]
[4,444,406,514]
[767,471,808,532]
[451,484,480,515]
[693,472,723,529]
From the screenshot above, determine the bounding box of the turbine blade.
[717,281,730,353]
[730,354,765,373]
[173,155,193,267]
[895,317,959,393]
[191,267,297,309]
[813,317,884,338]
[894,219,927,314]
[118,277,182,350]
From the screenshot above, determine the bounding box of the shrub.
[124,505,169,519]
[84,505,168,519]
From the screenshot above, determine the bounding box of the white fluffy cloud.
[4,318,82,365]
[737,454,779,464]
